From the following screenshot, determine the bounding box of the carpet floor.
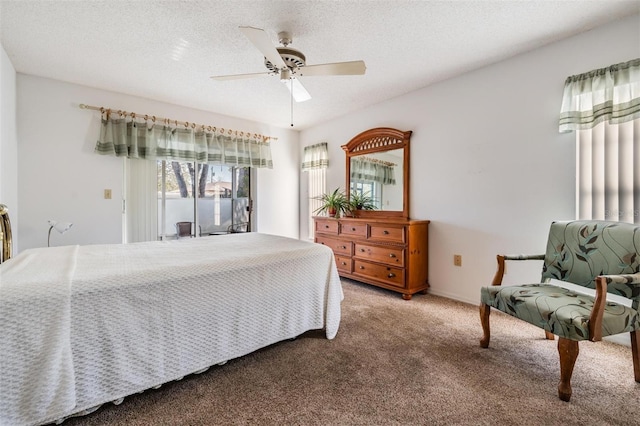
[63,278,640,426]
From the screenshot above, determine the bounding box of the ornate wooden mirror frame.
[342,127,411,219]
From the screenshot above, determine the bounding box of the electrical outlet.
[104,189,112,199]
[453,254,462,267]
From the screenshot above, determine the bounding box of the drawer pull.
[325,225,329,228]
[389,253,396,258]
[339,245,347,249]
[351,227,356,231]
[341,262,347,266]
[383,230,389,235]
[388,273,396,278]
[360,248,366,252]
[359,265,365,270]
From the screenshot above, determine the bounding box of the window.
[302,143,329,239]
[96,114,272,242]
[560,58,640,224]
[349,180,381,210]
[308,168,326,239]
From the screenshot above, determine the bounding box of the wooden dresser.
[314,216,429,300]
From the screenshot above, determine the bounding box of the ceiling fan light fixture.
[280,68,291,81]
[282,78,311,102]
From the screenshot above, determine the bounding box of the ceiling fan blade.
[210,71,272,81]
[297,60,366,77]
[281,78,311,102]
[239,26,287,70]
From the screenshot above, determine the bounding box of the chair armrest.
[600,272,640,286]
[589,273,640,342]
[491,254,545,286]
[503,254,546,261]
[599,272,640,306]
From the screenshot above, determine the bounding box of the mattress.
[0,233,342,426]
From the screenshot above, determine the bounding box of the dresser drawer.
[315,236,352,256]
[334,255,352,273]
[369,224,405,243]
[339,221,367,238]
[315,219,339,235]
[353,260,405,288]
[354,243,404,267]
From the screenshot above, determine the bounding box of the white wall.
[16,75,299,250]
[300,13,640,305]
[0,44,18,252]
[257,126,300,236]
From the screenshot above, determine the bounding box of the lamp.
[48,220,73,247]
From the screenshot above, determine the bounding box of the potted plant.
[313,188,349,218]
[349,191,377,212]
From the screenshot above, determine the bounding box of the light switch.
[104,189,112,199]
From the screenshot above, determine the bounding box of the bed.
[0,229,342,426]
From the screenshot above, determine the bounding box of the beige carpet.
[63,279,640,426]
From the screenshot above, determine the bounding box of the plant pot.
[328,207,337,217]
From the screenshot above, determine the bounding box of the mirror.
[342,127,411,219]
[349,149,403,211]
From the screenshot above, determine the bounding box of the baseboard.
[427,288,478,306]
[604,334,631,347]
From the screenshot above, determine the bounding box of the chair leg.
[557,338,579,402]
[545,330,555,340]
[479,303,491,348]
[631,330,640,382]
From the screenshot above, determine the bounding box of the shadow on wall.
[427,221,550,305]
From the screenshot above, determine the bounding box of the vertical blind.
[125,158,158,243]
[576,120,640,223]
[302,143,328,239]
[560,58,640,223]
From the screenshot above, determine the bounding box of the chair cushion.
[481,284,640,341]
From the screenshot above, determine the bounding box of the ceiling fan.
[210,26,366,103]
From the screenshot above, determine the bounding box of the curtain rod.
[79,103,277,142]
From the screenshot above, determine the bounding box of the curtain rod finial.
[79,104,87,109]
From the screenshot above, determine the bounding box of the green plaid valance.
[350,157,396,185]
[95,118,273,168]
[559,58,640,133]
[302,142,329,171]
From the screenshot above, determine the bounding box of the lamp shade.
[48,220,73,234]
[47,220,73,247]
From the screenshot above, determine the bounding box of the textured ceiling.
[1,1,639,130]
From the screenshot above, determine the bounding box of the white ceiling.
[1,1,639,130]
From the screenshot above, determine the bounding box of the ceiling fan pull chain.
[290,78,294,127]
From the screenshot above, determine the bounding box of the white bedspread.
[0,233,342,426]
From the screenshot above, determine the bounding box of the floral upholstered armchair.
[479,220,640,401]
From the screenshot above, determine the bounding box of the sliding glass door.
[231,167,251,232]
[157,161,251,239]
